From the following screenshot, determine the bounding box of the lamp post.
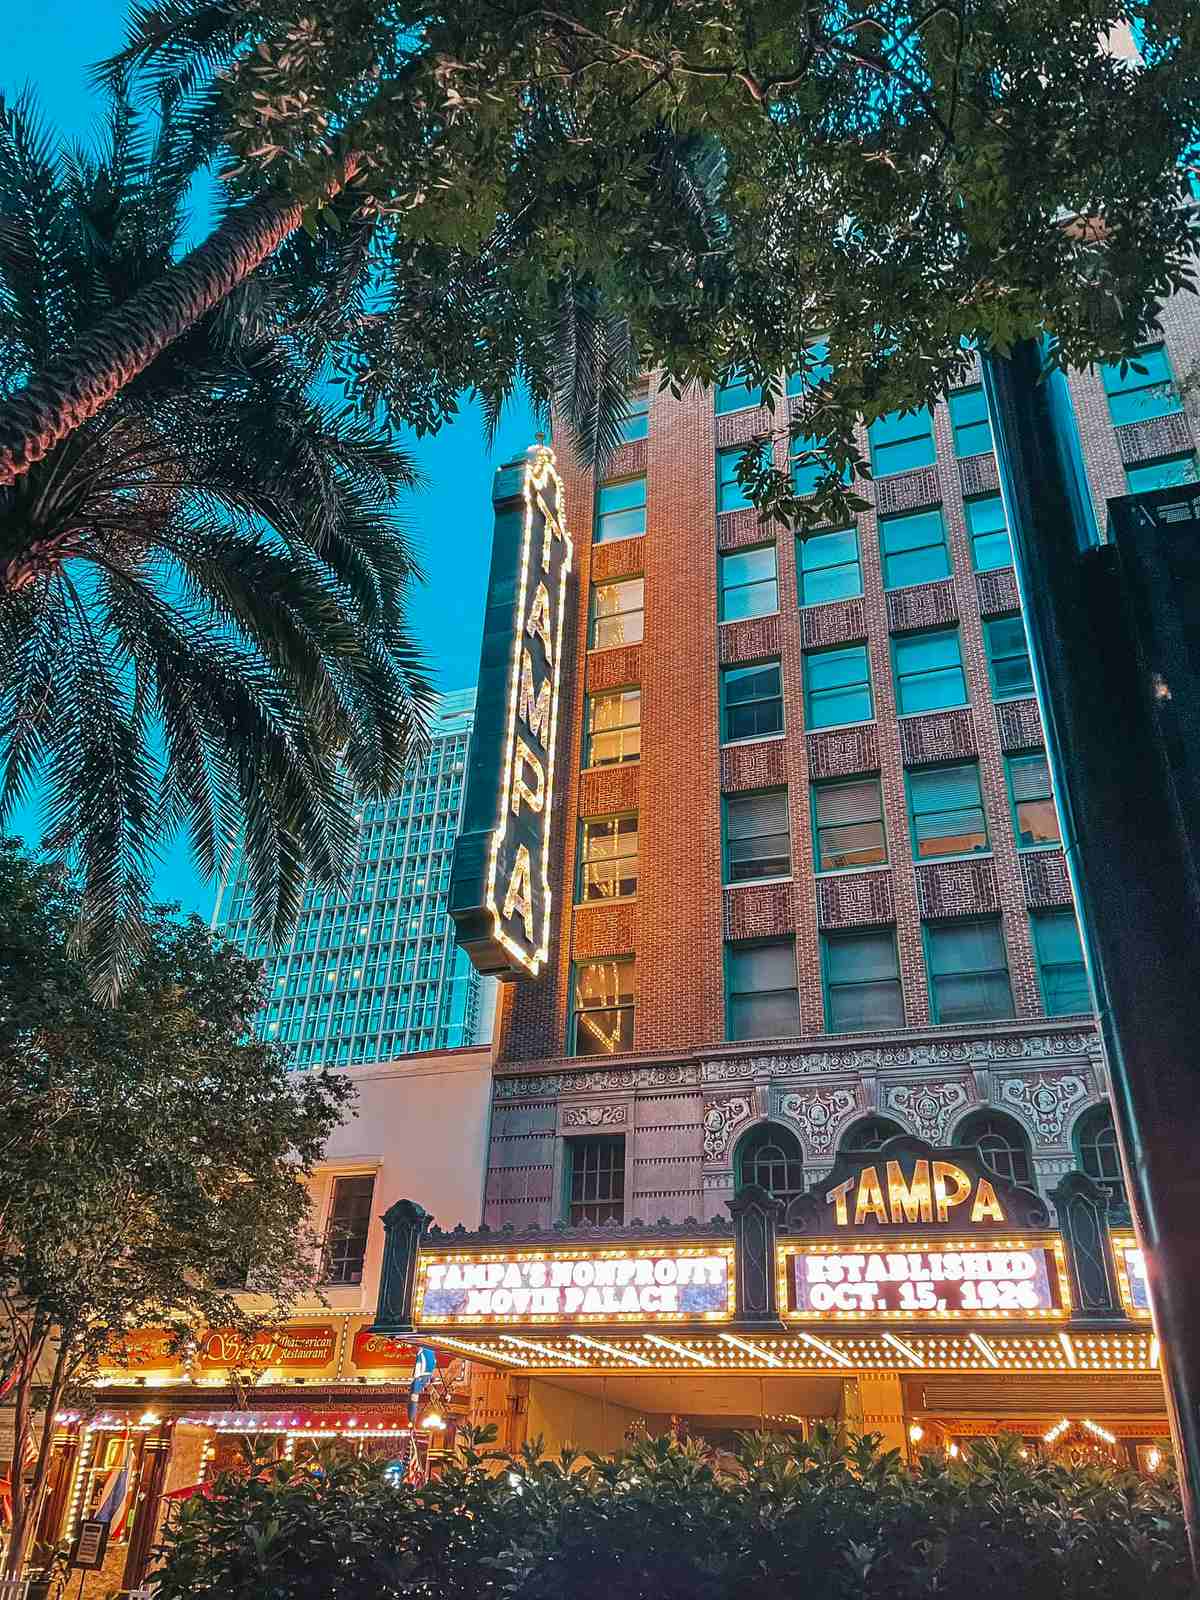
[983,342,1200,1562]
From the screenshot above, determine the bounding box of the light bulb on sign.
[908,1423,924,1443]
[422,1411,446,1431]
[947,1442,959,1458]
[1146,1448,1162,1473]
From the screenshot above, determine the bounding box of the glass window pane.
[805,646,872,729]
[868,409,936,476]
[1102,345,1182,425]
[825,930,903,1031]
[787,341,833,396]
[580,815,639,901]
[724,662,783,740]
[880,509,950,589]
[1125,455,1199,492]
[728,939,800,1042]
[895,630,966,715]
[720,546,779,620]
[591,579,644,648]
[949,387,993,457]
[618,393,649,443]
[587,688,641,767]
[716,373,762,413]
[727,790,790,881]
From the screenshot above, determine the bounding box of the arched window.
[1074,1106,1125,1197]
[954,1111,1032,1188]
[736,1123,805,1206]
[841,1116,905,1153]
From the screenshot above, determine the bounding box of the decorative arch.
[953,1108,1033,1188]
[839,1115,906,1154]
[1072,1102,1125,1197]
[734,1121,805,1206]
[1062,1092,1113,1151]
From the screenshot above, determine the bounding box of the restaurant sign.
[415,1247,735,1325]
[449,444,574,979]
[197,1324,339,1373]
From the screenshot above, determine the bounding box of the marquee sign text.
[826,1159,1004,1228]
[416,1250,734,1324]
[787,1244,1063,1319]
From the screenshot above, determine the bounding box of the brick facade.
[487,307,1200,1230]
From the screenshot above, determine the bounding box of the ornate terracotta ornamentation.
[701,1096,753,1160]
[999,1072,1090,1143]
[779,1087,859,1156]
[562,1104,627,1128]
[885,1081,970,1143]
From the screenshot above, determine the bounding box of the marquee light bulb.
[909,1423,924,1443]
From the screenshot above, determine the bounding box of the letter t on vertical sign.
[448,444,575,978]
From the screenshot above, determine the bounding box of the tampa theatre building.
[393,318,1200,1461]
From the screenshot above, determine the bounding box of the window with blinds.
[1031,910,1090,1016]
[725,790,791,882]
[822,928,904,1031]
[813,778,886,871]
[907,763,989,858]
[1007,752,1060,847]
[726,940,800,1041]
[926,918,1014,1023]
[590,577,644,649]
[585,687,641,767]
[578,814,639,902]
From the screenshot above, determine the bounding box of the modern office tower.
[214,687,495,1066]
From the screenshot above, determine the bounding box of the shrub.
[151,1427,1190,1600]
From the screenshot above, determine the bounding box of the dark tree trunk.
[0,158,358,487]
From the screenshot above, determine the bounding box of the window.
[727,940,800,1041]
[964,495,1012,571]
[719,545,778,620]
[722,661,783,741]
[804,643,873,729]
[595,476,646,542]
[823,928,904,1031]
[955,1112,1032,1187]
[879,507,951,589]
[1007,753,1060,847]
[867,408,936,476]
[618,390,649,443]
[791,436,851,497]
[1075,1106,1125,1199]
[786,340,833,396]
[842,1117,904,1153]
[948,387,993,457]
[926,918,1014,1023]
[323,1174,375,1285]
[984,615,1034,698]
[893,628,967,715]
[578,814,639,902]
[1102,344,1183,426]
[736,1123,804,1205]
[566,1136,625,1225]
[715,372,762,414]
[908,763,989,858]
[1125,454,1199,492]
[813,778,886,872]
[725,790,791,883]
[798,526,862,605]
[585,687,641,767]
[590,577,643,649]
[717,443,767,512]
[571,958,636,1056]
[1031,909,1090,1016]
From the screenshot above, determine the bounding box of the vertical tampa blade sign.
[448,444,574,978]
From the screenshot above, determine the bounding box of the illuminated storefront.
[372,1138,1169,1467]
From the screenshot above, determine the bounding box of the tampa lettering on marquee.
[485,445,573,976]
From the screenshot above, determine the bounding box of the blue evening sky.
[6,0,534,918]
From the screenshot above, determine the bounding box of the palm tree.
[0,92,433,997]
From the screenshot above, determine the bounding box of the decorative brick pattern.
[716,405,772,448]
[898,708,977,766]
[816,871,895,930]
[724,881,796,941]
[976,567,1021,617]
[717,508,773,551]
[573,901,638,959]
[799,597,867,649]
[718,612,782,665]
[720,738,787,792]
[599,438,647,481]
[995,697,1044,753]
[806,724,880,779]
[958,452,1000,499]
[885,579,958,634]
[1021,850,1075,909]
[873,466,941,516]
[579,762,639,817]
[1113,410,1194,465]
[587,643,642,693]
[591,534,645,583]
[915,858,1000,919]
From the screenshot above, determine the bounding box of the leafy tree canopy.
[110,0,1200,516]
[0,836,352,1570]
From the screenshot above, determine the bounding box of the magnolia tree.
[0,839,353,1575]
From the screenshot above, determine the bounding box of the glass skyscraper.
[213,688,493,1066]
